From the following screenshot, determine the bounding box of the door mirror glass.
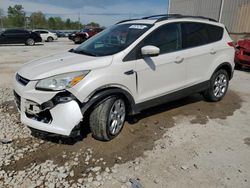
[141,45,160,57]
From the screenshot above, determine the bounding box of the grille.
[14,90,21,110]
[16,74,30,86]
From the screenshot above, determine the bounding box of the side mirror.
[141,45,160,57]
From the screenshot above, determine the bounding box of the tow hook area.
[25,91,81,124]
[25,100,53,124]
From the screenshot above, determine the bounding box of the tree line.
[0,5,100,30]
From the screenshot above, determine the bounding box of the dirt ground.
[0,38,250,188]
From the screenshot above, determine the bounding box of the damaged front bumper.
[14,79,83,136]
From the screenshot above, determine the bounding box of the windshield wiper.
[73,50,98,57]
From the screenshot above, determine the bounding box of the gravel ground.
[0,38,250,188]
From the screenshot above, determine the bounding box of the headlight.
[36,71,89,91]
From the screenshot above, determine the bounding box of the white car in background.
[33,29,58,42]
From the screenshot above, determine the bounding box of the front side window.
[40,31,48,34]
[73,24,152,56]
[142,23,182,54]
[123,23,182,61]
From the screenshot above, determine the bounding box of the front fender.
[81,87,138,115]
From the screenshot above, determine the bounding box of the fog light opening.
[26,109,52,124]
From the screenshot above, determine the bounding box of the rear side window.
[182,23,208,48]
[5,30,18,34]
[182,22,223,49]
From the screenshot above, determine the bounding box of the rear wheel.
[89,97,126,141]
[25,38,35,46]
[203,69,229,102]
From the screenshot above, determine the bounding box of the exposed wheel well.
[214,62,233,80]
[81,87,137,117]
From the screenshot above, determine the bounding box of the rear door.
[181,22,224,85]
[17,30,30,43]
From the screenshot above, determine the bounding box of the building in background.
[169,0,250,34]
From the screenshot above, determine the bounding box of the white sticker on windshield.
[129,25,148,29]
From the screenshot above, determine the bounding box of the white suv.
[14,15,235,141]
[33,29,58,42]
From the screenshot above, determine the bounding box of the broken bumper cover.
[14,79,83,136]
[21,100,83,136]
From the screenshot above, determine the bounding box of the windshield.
[73,24,152,56]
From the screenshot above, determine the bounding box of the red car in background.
[235,38,250,69]
[70,28,103,44]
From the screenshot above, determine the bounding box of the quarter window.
[206,25,224,43]
[182,22,224,49]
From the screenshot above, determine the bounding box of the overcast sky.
[1,0,168,26]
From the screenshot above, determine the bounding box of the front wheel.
[89,97,126,141]
[47,37,53,42]
[203,69,229,102]
[25,38,35,46]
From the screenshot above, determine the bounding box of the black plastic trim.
[81,88,138,115]
[16,74,30,86]
[213,62,233,80]
[135,81,210,112]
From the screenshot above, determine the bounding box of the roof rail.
[155,15,218,23]
[116,18,141,24]
[142,14,182,19]
[116,14,217,25]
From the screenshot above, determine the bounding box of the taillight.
[228,42,235,48]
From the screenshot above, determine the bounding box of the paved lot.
[0,39,250,188]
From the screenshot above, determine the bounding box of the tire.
[89,96,126,141]
[74,37,82,44]
[203,69,229,102]
[25,38,35,46]
[47,37,53,42]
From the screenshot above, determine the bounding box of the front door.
[134,23,187,103]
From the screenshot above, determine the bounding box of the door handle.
[210,49,217,55]
[124,70,135,75]
[174,57,184,64]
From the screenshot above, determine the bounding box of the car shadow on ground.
[31,93,205,145]
[127,94,204,124]
[0,43,44,47]
[240,67,250,73]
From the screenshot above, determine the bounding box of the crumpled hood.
[18,52,113,80]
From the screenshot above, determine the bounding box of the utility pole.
[78,13,81,30]
[218,0,225,22]
[168,0,171,14]
[0,8,4,29]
